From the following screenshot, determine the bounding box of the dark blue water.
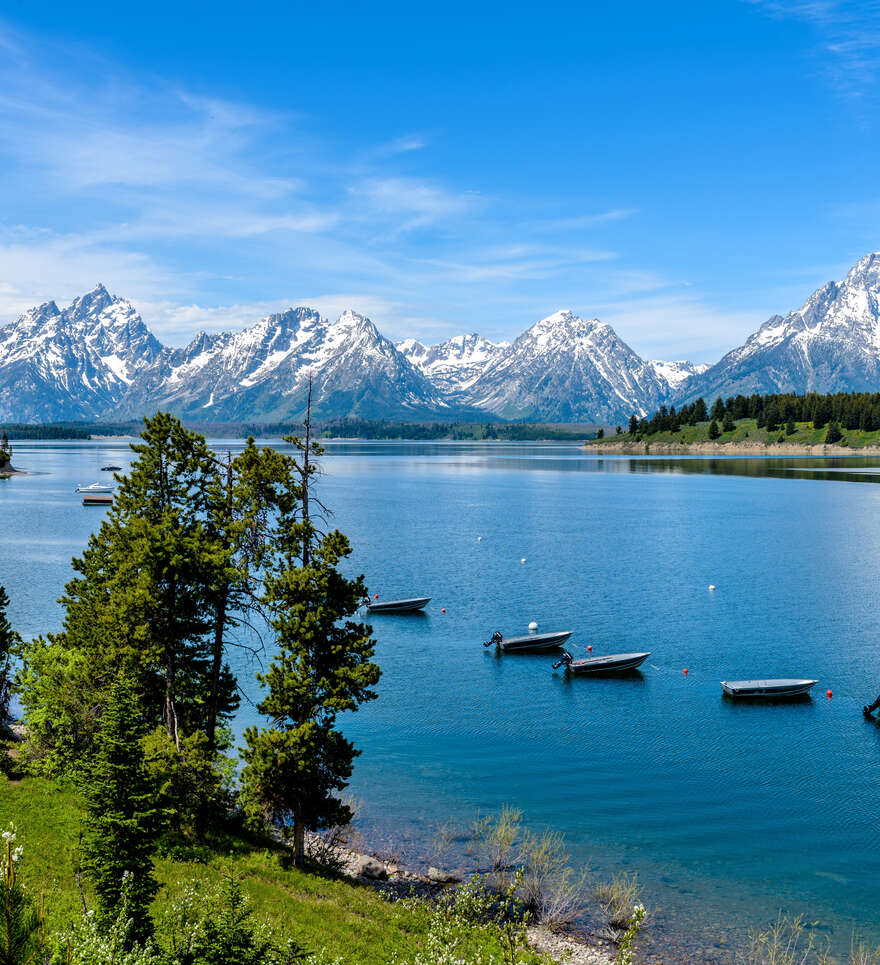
[3,440,880,959]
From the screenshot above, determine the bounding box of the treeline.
[0,411,379,960]
[319,418,590,440]
[631,391,880,436]
[0,422,93,439]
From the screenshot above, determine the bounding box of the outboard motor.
[483,630,504,648]
[552,649,574,670]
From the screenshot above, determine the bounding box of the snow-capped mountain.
[679,253,880,404]
[649,359,710,393]
[397,334,509,395]
[14,255,880,427]
[0,284,164,422]
[111,307,453,421]
[455,310,672,422]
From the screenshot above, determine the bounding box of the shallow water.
[3,440,880,960]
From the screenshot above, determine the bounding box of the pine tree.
[240,398,380,867]
[693,398,708,423]
[722,412,735,433]
[81,676,161,943]
[708,419,721,440]
[711,398,725,422]
[0,586,18,743]
[628,415,639,436]
[825,422,843,445]
[786,419,796,436]
[596,428,604,439]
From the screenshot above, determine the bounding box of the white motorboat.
[76,482,113,494]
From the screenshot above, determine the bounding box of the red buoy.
[441,608,446,613]
[827,689,833,698]
[374,593,379,599]
[683,668,689,675]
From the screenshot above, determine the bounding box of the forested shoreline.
[592,391,880,448]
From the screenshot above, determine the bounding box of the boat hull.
[76,484,113,493]
[500,631,573,652]
[83,494,113,506]
[565,652,651,674]
[721,679,818,698]
[366,597,431,613]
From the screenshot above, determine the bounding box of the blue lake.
[3,440,880,961]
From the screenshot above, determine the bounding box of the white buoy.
[709,584,716,591]
[477,536,482,541]
[528,621,538,631]
[521,557,527,564]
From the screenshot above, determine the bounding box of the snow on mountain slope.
[457,310,671,422]
[649,359,711,393]
[112,307,453,422]
[397,333,509,394]
[679,253,880,404]
[0,284,164,422]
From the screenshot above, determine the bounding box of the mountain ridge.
[6,251,880,425]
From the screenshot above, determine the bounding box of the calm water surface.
[3,440,880,961]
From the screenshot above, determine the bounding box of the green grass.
[0,776,544,963]
[593,419,880,448]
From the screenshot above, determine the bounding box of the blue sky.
[1,0,879,361]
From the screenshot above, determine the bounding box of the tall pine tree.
[240,399,380,866]
[81,675,160,944]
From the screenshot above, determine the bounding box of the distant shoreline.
[585,439,880,456]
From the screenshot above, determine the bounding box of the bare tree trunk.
[293,816,305,867]
[302,379,312,568]
[207,452,233,748]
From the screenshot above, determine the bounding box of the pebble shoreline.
[306,833,617,965]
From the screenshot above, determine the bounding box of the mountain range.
[3,252,880,425]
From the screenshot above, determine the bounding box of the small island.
[588,390,880,454]
[0,431,20,477]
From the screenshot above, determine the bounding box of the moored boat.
[720,678,818,698]
[365,596,431,613]
[83,492,113,506]
[76,482,113,493]
[552,649,651,674]
[484,630,573,653]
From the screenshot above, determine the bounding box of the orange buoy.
[374,593,379,599]
[827,689,833,698]
[587,645,592,652]
[683,668,689,675]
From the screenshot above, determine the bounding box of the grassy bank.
[592,419,880,449]
[1,776,548,963]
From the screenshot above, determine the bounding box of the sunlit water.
[3,440,880,961]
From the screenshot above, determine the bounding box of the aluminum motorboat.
[484,629,573,653]
[365,596,431,613]
[720,678,818,698]
[552,649,651,674]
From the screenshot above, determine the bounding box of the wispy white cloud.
[528,208,639,233]
[348,177,483,232]
[746,0,880,98]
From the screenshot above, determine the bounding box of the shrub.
[50,902,162,965]
[518,830,589,931]
[595,872,642,932]
[736,913,830,964]
[161,872,304,965]
[1,823,46,965]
